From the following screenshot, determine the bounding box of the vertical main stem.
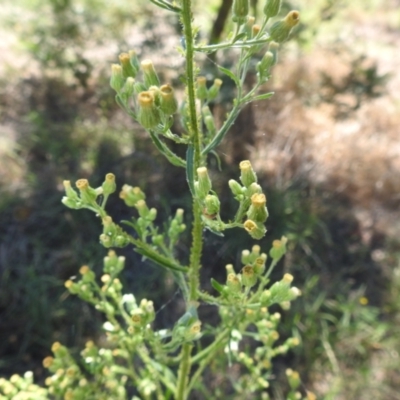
[176,0,203,399]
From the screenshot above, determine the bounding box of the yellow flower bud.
[159,84,178,115]
[137,91,161,129]
[140,59,160,88]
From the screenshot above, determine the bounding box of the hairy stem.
[176,0,203,398]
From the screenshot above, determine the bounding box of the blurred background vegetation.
[1,0,400,398]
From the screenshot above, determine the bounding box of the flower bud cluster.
[100,215,131,248]
[229,160,269,240]
[119,184,146,207]
[213,256,267,303]
[111,52,179,131]
[0,372,48,399]
[40,341,127,399]
[194,167,221,218]
[62,174,116,210]
[256,42,279,83]
[167,208,187,246]
[124,296,156,333]
[269,236,288,261]
[241,245,268,275]
[261,273,301,307]
[196,76,224,102]
[165,304,202,350]
[119,185,159,238]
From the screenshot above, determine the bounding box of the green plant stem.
[176,343,193,400]
[194,38,271,52]
[191,326,231,364]
[202,99,242,155]
[176,0,203,397]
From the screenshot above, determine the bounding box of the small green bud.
[204,194,220,216]
[232,0,249,24]
[62,196,81,209]
[148,208,157,221]
[135,199,150,219]
[184,320,202,341]
[263,0,281,19]
[269,10,300,43]
[102,216,117,236]
[102,173,116,195]
[240,15,255,37]
[119,185,145,207]
[251,244,261,256]
[260,289,271,304]
[140,59,160,88]
[65,279,79,294]
[137,91,161,129]
[110,64,125,93]
[196,76,208,100]
[243,219,267,240]
[119,52,137,78]
[202,105,213,120]
[129,50,140,74]
[79,265,95,282]
[131,310,144,327]
[152,234,164,246]
[268,274,294,304]
[225,264,235,275]
[241,250,251,264]
[204,115,216,136]
[280,301,291,310]
[159,84,178,115]
[51,342,69,358]
[120,77,135,100]
[257,51,274,82]
[286,369,300,390]
[175,208,184,223]
[195,167,212,199]
[229,179,244,198]
[239,160,257,187]
[116,255,126,272]
[247,182,262,196]
[269,236,287,260]
[247,193,269,223]
[252,24,261,38]
[140,299,155,323]
[100,233,112,248]
[104,250,118,272]
[63,180,79,200]
[269,41,279,64]
[241,265,257,287]
[134,81,147,96]
[226,273,242,292]
[114,235,129,247]
[148,85,161,105]
[289,287,301,299]
[254,256,266,275]
[75,179,98,204]
[207,78,223,102]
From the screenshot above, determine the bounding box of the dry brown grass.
[251,2,400,245]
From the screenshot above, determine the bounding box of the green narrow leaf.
[148,130,186,167]
[186,145,195,197]
[211,278,225,294]
[232,32,247,43]
[210,150,222,171]
[217,66,240,88]
[135,246,188,273]
[247,92,274,103]
[205,225,225,237]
